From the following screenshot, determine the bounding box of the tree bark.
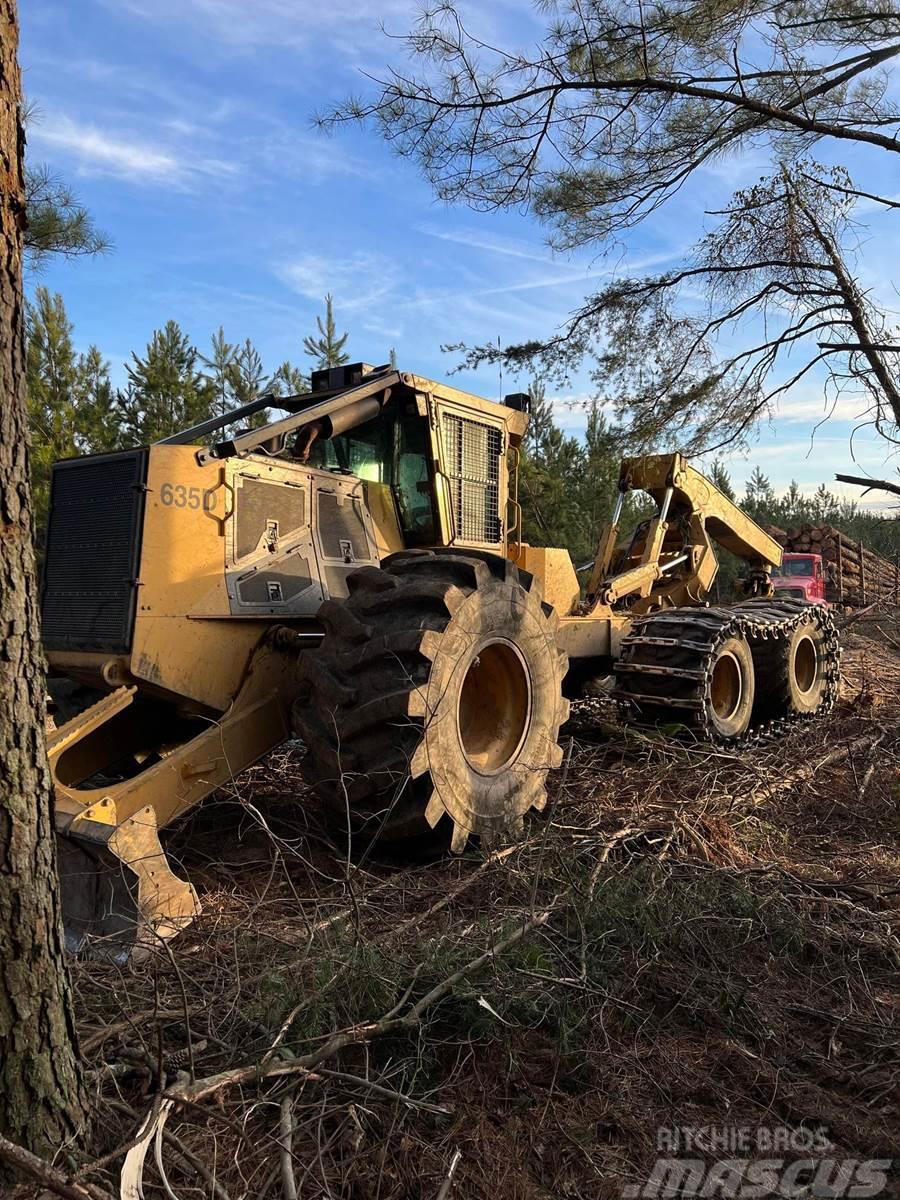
[0,0,86,1167]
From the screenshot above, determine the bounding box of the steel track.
[612,598,841,746]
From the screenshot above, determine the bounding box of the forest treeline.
[27,287,900,568]
[26,287,345,541]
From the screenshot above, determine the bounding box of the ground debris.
[67,615,900,1199]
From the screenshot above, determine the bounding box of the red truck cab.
[771,552,828,605]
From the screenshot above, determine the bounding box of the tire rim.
[710,651,742,721]
[794,633,818,695]
[457,639,532,775]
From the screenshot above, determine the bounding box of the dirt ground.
[65,611,900,1199]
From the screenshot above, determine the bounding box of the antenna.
[497,334,503,403]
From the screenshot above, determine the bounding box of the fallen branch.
[105,1098,232,1200]
[161,1128,232,1200]
[279,1096,297,1200]
[386,845,519,945]
[313,1066,451,1114]
[435,1148,463,1200]
[858,731,886,804]
[80,1009,202,1057]
[837,600,883,628]
[725,732,880,808]
[74,1096,162,1182]
[0,1134,114,1200]
[167,907,553,1105]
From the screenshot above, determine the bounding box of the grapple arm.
[586,453,783,612]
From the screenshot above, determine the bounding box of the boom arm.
[587,453,783,612]
[623,454,783,564]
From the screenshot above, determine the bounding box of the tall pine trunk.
[0,0,86,1163]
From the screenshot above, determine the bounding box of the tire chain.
[612,598,841,748]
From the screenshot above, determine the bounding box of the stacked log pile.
[767,524,899,607]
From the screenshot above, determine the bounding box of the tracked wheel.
[293,550,569,852]
[750,611,831,720]
[613,598,840,745]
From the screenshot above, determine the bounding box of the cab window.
[783,558,814,578]
[393,416,436,544]
[308,411,437,543]
[311,421,389,483]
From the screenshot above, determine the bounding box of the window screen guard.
[441,413,503,543]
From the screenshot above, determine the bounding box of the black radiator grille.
[41,449,148,653]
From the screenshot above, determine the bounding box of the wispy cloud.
[477,273,595,297]
[26,53,179,106]
[28,113,237,187]
[276,251,399,311]
[417,224,560,265]
[259,129,379,186]
[547,391,616,429]
[102,0,417,53]
[774,392,872,425]
[418,223,685,281]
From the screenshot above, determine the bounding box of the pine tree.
[201,326,237,417]
[743,467,777,523]
[576,400,623,563]
[269,360,308,397]
[0,3,87,1162]
[24,163,110,269]
[119,321,215,443]
[227,339,267,406]
[518,385,641,567]
[810,483,838,524]
[524,378,555,453]
[25,287,119,542]
[346,6,900,450]
[201,329,302,430]
[26,288,81,498]
[779,480,804,522]
[518,380,588,556]
[224,339,274,430]
[709,458,736,501]
[303,293,349,369]
[520,422,587,556]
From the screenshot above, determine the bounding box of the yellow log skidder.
[41,363,839,954]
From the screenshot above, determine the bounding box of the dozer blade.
[48,639,301,958]
[57,806,199,962]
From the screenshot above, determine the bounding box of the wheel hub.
[793,633,818,694]
[457,639,531,774]
[710,651,742,721]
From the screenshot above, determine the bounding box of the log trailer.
[771,523,900,608]
[41,363,840,953]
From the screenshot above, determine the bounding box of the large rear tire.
[293,550,569,852]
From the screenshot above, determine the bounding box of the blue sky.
[20,0,900,509]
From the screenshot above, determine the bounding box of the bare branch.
[836,472,900,497]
